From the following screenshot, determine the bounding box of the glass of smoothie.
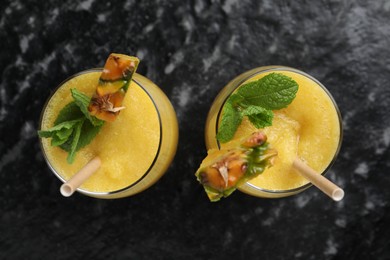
[204,66,342,199]
[39,63,178,199]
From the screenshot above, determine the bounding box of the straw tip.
[60,184,75,197]
[332,189,345,201]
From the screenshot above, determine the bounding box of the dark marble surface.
[1,0,390,259]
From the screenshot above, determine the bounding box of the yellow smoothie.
[205,66,342,198]
[40,69,178,198]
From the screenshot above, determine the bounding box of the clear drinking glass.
[204,66,342,198]
[39,69,178,199]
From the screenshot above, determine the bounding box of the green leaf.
[39,89,106,163]
[38,119,82,138]
[227,93,244,107]
[51,134,69,147]
[59,138,72,152]
[67,119,84,164]
[236,72,298,110]
[54,102,84,125]
[216,100,243,143]
[58,120,102,152]
[248,113,273,129]
[71,88,104,126]
[241,105,269,116]
[51,127,75,147]
[215,72,299,142]
[241,105,274,129]
[76,119,103,150]
[55,127,74,140]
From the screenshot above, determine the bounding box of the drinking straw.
[293,158,344,201]
[60,156,101,197]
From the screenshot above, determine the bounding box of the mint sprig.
[71,89,104,127]
[217,73,298,143]
[38,89,105,163]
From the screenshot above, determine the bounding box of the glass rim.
[39,68,163,196]
[214,66,343,194]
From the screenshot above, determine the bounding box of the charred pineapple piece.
[88,53,140,122]
[196,131,277,201]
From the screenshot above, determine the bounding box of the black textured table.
[1,1,390,259]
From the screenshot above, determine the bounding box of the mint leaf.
[228,93,244,107]
[236,73,298,110]
[76,119,103,150]
[241,105,273,129]
[52,135,68,147]
[54,102,84,124]
[38,119,83,149]
[38,119,82,138]
[248,113,273,129]
[216,73,299,143]
[241,105,269,116]
[67,119,84,163]
[71,88,104,127]
[59,119,103,152]
[55,127,74,140]
[51,127,74,146]
[39,89,106,163]
[216,100,243,143]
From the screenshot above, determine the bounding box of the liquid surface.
[222,70,341,191]
[41,72,160,192]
